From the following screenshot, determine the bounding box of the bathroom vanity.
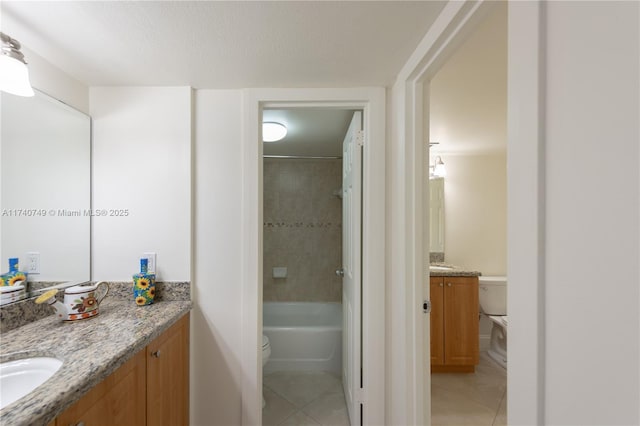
[53,314,189,426]
[0,297,191,426]
[429,266,480,373]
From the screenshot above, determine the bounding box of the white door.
[342,111,362,426]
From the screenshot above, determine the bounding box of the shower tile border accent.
[264,222,342,229]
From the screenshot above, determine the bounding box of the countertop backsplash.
[0,281,191,333]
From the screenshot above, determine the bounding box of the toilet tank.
[478,276,507,315]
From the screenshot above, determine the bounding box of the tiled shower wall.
[263,158,342,302]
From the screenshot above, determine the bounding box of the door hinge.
[355,387,365,403]
[356,130,364,147]
[423,300,431,313]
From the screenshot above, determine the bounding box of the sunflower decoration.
[136,277,151,290]
[133,268,155,306]
[8,273,26,286]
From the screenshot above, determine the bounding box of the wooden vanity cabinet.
[146,313,190,426]
[53,313,189,426]
[430,276,479,373]
[55,350,146,426]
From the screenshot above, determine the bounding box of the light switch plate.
[142,252,156,274]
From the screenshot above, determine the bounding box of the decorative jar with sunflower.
[133,258,156,306]
[1,258,27,287]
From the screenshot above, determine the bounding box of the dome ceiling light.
[262,122,287,142]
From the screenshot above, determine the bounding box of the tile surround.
[263,159,342,302]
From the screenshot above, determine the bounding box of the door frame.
[392,0,545,424]
[240,88,386,425]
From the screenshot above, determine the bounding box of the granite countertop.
[429,263,482,277]
[0,298,192,426]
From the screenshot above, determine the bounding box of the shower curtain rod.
[263,155,342,160]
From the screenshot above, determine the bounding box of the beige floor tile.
[431,352,507,426]
[302,390,350,426]
[279,411,321,426]
[431,385,497,426]
[264,371,342,408]
[263,387,297,426]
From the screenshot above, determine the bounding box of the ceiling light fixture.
[262,122,287,142]
[0,32,34,97]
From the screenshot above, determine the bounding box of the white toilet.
[478,276,507,369]
[262,335,271,408]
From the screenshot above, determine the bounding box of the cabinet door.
[443,277,479,366]
[429,277,445,366]
[146,314,190,426]
[56,350,146,426]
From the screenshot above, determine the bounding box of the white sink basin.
[0,357,62,410]
[430,265,454,271]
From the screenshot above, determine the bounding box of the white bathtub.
[263,302,342,374]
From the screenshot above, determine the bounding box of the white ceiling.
[263,108,355,157]
[0,1,447,158]
[1,1,446,89]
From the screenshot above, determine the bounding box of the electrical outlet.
[142,252,156,274]
[26,252,40,274]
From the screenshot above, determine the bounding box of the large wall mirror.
[1,89,90,301]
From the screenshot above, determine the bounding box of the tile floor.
[263,371,350,426]
[263,352,505,426]
[431,352,507,426]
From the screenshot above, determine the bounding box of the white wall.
[428,1,507,276]
[428,2,507,156]
[542,2,639,424]
[191,89,244,425]
[438,153,506,275]
[90,87,192,281]
[24,46,89,114]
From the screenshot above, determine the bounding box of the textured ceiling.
[0,1,447,89]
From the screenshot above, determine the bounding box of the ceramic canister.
[63,282,109,321]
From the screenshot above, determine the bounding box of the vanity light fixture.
[0,32,34,97]
[262,122,287,142]
[433,156,446,178]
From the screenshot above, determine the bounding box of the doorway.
[426,2,508,425]
[240,88,385,426]
[260,107,355,425]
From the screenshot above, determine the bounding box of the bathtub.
[263,302,342,375]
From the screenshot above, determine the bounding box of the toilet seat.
[488,314,507,327]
